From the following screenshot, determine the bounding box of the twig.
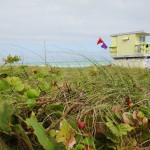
[46,102,78,132]
[15,114,26,123]
[140,139,150,146]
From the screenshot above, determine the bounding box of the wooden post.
[44,41,47,65]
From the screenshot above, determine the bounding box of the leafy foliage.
[56,119,76,150]
[26,112,54,150]
[0,102,13,133]
[6,76,24,91]
[106,119,132,137]
[0,80,9,90]
[26,89,40,99]
[0,62,150,149]
[2,55,20,64]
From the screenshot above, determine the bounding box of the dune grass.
[0,65,150,150]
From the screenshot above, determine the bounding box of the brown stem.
[46,102,78,132]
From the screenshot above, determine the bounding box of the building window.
[139,36,145,42]
[123,37,129,41]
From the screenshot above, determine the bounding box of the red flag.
[97,38,103,45]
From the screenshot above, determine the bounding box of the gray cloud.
[0,0,150,42]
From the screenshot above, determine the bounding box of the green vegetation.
[0,55,150,150]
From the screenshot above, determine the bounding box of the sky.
[0,0,150,65]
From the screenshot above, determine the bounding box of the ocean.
[0,42,113,67]
[9,60,112,68]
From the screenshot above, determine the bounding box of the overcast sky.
[0,0,150,42]
[0,0,150,64]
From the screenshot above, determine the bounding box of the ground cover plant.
[0,55,150,150]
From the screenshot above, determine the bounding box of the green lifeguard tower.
[109,30,150,68]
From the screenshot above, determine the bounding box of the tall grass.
[0,52,150,149]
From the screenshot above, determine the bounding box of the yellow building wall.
[111,37,117,46]
[117,34,136,55]
[135,34,140,45]
[109,37,117,55]
[110,33,150,56]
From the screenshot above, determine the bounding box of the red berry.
[77,121,86,130]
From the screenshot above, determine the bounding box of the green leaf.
[15,83,24,92]
[28,76,34,80]
[39,82,50,92]
[75,144,85,150]
[56,119,73,140]
[26,89,40,99]
[114,111,122,120]
[0,80,9,90]
[80,137,95,147]
[69,121,78,130]
[75,135,82,144]
[106,120,132,137]
[26,99,36,109]
[49,129,56,137]
[117,123,132,136]
[46,102,64,112]
[0,103,13,133]
[105,131,120,143]
[139,107,150,118]
[54,142,65,150]
[2,55,20,64]
[56,119,76,149]
[24,81,31,90]
[26,114,54,150]
[140,126,150,141]
[106,121,120,137]
[137,111,145,119]
[6,76,24,92]
[106,142,117,150]
[36,70,48,78]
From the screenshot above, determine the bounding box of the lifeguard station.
[109,31,150,68]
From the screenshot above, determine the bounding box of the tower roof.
[111,30,150,37]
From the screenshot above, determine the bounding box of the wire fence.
[0,41,113,67]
